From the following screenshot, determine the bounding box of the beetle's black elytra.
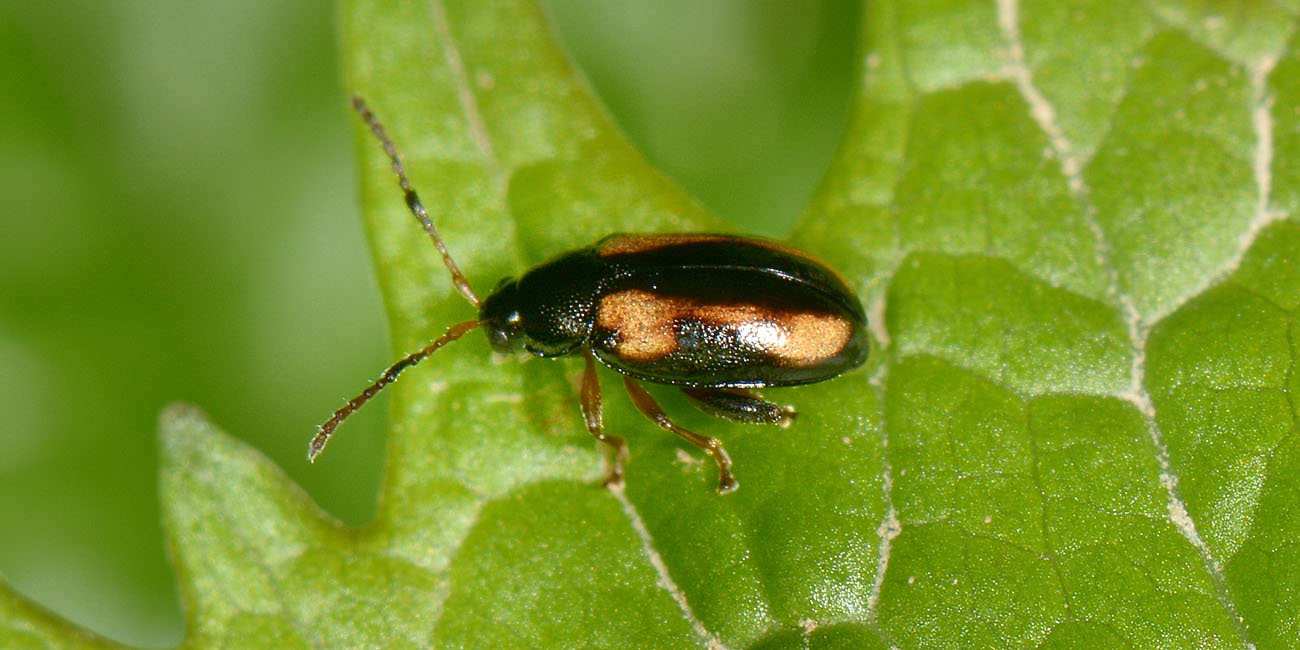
[310,96,869,494]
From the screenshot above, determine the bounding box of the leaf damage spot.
[674,448,702,469]
[480,392,524,404]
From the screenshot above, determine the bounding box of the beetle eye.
[486,326,512,353]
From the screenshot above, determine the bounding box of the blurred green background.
[0,0,855,646]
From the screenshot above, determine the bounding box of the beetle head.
[479,277,524,353]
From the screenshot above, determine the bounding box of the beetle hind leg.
[682,387,795,428]
[622,378,737,493]
[581,351,627,487]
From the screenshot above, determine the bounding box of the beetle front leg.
[682,387,795,427]
[581,351,627,487]
[622,377,737,493]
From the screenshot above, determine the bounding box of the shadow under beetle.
[309,96,870,493]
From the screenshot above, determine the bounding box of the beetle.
[309,96,869,493]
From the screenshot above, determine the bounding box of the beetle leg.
[682,387,795,428]
[582,351,627,487]
[622,378,737,493]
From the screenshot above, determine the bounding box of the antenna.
[351,95,481,307]
[309,318,482,462]
[310,97,489,462]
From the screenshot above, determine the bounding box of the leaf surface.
[2,1,1297,648]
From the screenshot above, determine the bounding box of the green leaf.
[1,583,126,650]
[4,0,1298,648]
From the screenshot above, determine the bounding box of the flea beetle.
[309,96,869,493]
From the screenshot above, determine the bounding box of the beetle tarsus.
[717,471,738,494]
[682,387,794,426]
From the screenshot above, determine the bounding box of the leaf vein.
[608,485,732,650]
[997,1,1254,642]
[427,0,498,166]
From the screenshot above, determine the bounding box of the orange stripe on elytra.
[595,289,852,366]
[597,233,742,256]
